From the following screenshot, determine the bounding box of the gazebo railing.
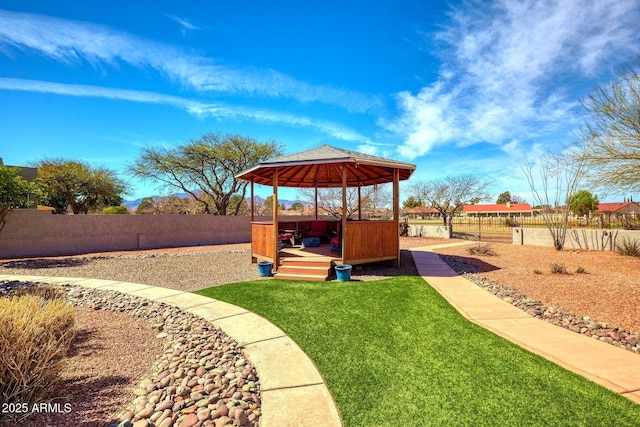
[343,220,399,265]
[251,219,400,267]
[251,222,277,262]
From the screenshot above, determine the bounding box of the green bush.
[0,293,75,409]
[101,205,129,214]
[615,237,640,257]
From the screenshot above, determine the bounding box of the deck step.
[276,265,332,277]
[273,272,329,282]
[275,257,334,281]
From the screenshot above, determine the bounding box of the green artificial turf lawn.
[195,277,640,426]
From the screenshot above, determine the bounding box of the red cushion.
[310,221,327,232]
[279,233,293,239]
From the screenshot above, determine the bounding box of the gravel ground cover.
[0,242,425,290]
[0,281,261,427]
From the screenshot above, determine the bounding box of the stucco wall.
[0,210,260,258]
[0,211,341,258]
[513,226,640,251]
[407,224,452,239]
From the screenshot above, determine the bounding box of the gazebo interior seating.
[307,220,328,241]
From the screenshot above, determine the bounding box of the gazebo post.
[357,185,362,220]
[341,163,347,264]
[393,168,400,267]
[250,180,255,222]
[273,170,279,268]
[314,187,319,220]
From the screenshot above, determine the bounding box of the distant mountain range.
[123,194,301,210]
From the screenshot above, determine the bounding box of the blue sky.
[1,0,639,203]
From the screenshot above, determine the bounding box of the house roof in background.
[0,157,38,181]
[463,203,533,213]
[596,202,640,213]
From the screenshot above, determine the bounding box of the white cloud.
[0,77,374,145]
[387,0,640,159]
[165,14,201,33]
[0,9,379,113]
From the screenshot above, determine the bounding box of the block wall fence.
[512,227,640,251]
[0,210,274,258]
[0,211,344,258]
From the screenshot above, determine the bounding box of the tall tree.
[129,133,282,215]
[402,196,423,209]
[290,201,304,211]
[409,175,491,226]
[496,191,512,204]
[34,159,126,214]
[496,191,527,204]
[135,197,158,214]
[571,57,640,193]
[0,165,33,232]
[567,190,599,216]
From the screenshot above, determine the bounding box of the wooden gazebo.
[236,145,416,278]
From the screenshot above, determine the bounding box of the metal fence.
[412,215,640,242]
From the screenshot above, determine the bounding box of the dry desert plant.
[0,293,75,410]
[468,243,497,256]
[550,263,569,275]
[615,237,640,257]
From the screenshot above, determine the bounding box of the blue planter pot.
[335,265,352,281]
[258,261,273,277]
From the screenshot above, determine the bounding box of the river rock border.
[438,255,640,355]
[0,280,262,427]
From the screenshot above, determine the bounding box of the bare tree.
[410,175,491,226]
[570,57,640,194]
[296,185,389,219]
[522,151,585,250]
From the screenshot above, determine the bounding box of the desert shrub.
[101,205,129,214]
[468,243,497,256]
[550,263,569,275]
[533,269,543,275]
[615,237,640,257]
[503,217,519,227]
[575,266,588,274]
[0,294,75,408]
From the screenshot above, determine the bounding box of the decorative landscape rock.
[0,280,262,427]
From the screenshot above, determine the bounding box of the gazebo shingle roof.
[236,144,416,188]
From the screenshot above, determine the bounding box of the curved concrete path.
[410,243,640,404]
[0,274,343,427]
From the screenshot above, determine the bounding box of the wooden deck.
[279,244,339,261]
[251,219,400,271]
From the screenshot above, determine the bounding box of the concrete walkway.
[0,274,343,427]
[409,244,640,404]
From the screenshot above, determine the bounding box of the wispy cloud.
[0,9,379,113]
[0,77,375,145]
[387,0,640,160]
[165,14,201,35]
